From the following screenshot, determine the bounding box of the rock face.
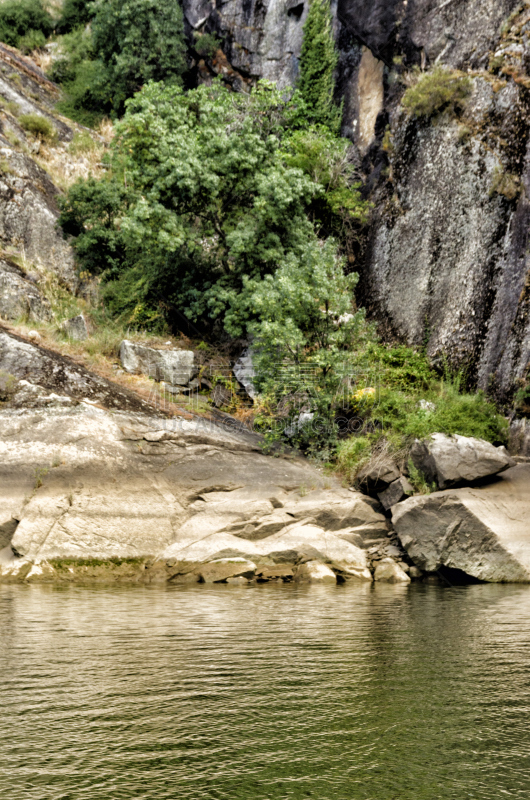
[410,434,515,490]
[181,0,529,405]
[120,340,196,385]
[0,259,51,322]
[392,465,530,582]
[183,0,309,88]
[0,144,76,289]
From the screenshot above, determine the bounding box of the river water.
[1,582,529,800]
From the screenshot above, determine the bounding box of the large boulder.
[410,433,515,489]
[392,465,530,582]
[294,561,337,584]
[119,340,196,385]
[373,558,410,584]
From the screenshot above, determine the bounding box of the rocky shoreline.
[1,334,529,587]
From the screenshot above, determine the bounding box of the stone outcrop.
[0,329,157,411]
[392,465,530,582]
[356,459,401,494]
[410,433,516,490]
[120,340,196,385]
[509,418,530,458]
[373,558,410,584]
[0,394,395,584]
[0,145,76,288]
[183,0,309,88]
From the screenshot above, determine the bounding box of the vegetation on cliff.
[0,0,510,481]
[401,67,472,120]
[297,0,341,131]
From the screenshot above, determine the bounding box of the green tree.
[91,0,187,114]
[0,0,52,49]
[297,0,341,131]
[229,239,367,454]
[60,80,329,329]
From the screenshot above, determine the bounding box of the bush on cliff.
[297,0,341,132]
[402,67,472,119]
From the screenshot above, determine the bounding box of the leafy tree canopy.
[91,0,187,114]
[60,80,367,334]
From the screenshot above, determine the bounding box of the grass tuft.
[402,67,472,119]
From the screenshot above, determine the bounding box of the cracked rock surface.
[392,465,530,582]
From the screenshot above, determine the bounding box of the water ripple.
[1,583,530,799]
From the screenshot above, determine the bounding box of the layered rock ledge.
[0,404,402,585]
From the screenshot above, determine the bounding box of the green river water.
[0,582,529,800]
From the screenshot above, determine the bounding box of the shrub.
[402,67,472,119]
[490,168,521,201]
[69,130,98,155]
[19,113,56,142]
[407,459,436,495]
[282,127,369,245]
[55,59,110,127]
[0,0,52,49]
[193,32,221,59]
[0,97,20,116]
[335,435,372,482]
[49,26,108,126]
[297,0,341,131]
[18,29,46,53]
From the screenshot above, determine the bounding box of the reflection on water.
[1,582,530,800]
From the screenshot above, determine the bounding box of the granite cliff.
[188,0,529,416]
